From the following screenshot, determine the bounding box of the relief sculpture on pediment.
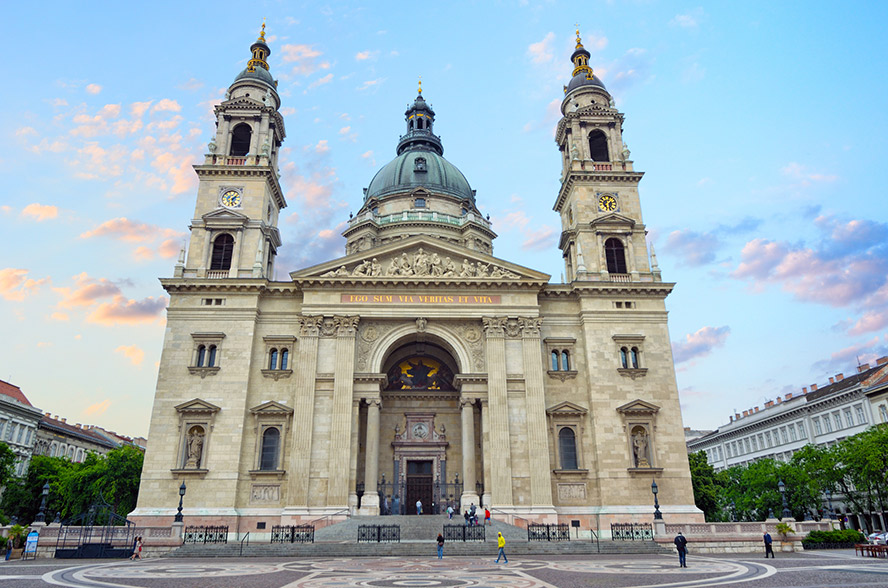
[320,247,519,279]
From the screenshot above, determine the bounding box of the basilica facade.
[131,28,703,532]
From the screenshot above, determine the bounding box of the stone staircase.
[170,514,671,558]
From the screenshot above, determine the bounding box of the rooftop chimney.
[44,412,50,417]
[765,401,774,408]
[754,407,760,413]
[836,373,844,381]
[742,410,749,417]
[802,386,808,393]
[858,363,870,373]
[829,377,835,384]
[777,397,782,403]
[811,384,818,391]
[729,415,734,423]
[61,418,66,423]
[785,392,793,400]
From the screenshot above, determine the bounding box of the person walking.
[484,507,491,526]
[763,532,775,558]
[674,531,688,568]
[495,531,508,563]
[416,499,423,515]
[129,536,142,560]
[464,510,470,526]
[436,533,445,559]
[447,505,453,520]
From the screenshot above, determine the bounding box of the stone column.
[482,317,513,507]
[219,116,231,157]
[348,399,361,514]
[479,399,492,508]
[520,317,555,514]
[360,398,381,515]
[199,229,212,277]
[460,398,479,510]
[286,316,321,509]
[328,316,359,507]
[228,228,242,278]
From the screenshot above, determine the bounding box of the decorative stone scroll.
[321,247,521,279]
[250,484,280,503]
[557,483,587,501]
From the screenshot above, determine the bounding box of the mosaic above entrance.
[386,357,455,391]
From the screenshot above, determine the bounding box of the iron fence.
[54,495,136,559]
[270,525,315,544]
[610,523,653,541]
[443,524,486,542]
[183,525,229,544]
[357,525,400,543]
[528,523,570,541]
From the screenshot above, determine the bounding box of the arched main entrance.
[356,336,482,515]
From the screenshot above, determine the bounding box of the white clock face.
[221,190,242,208]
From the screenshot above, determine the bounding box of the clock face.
[221,190,242,208]
[598,194,617,212]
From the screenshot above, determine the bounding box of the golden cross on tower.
[259,18,266,41]
[418,76,422,95]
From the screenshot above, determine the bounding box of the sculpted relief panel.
[321,247,521,279]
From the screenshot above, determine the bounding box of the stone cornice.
[295,276,549,289]
[194,164,286,210]
[554,171,644,213]
[539,282,674,298]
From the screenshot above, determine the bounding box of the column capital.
[366,397,382,409]
[459,397,476,409]
[519,317,543,338]
[334,315,361,337]
[482,316,507,338]
[298,315,323,337]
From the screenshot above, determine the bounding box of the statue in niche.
[185,426,205,469]
[570,142,580,161]
[632,428,650,468]
[207,139,217,154]
[621,143,631,161]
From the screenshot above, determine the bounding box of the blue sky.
[2,1,887,438]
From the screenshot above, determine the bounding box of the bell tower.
[553,30,660,283]
[178,23,287,280]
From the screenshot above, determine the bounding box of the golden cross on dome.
[575,24,583,48]
[259,19,266,41]
[418,76,422,95]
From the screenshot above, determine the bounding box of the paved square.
[1,551,886,587]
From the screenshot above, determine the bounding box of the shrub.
[802,529,866,546]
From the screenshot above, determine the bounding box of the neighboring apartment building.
[33,414,120,463]
[0,380,44,476]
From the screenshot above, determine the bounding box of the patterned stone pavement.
[1,551,887,587]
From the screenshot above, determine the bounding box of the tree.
[0,442,15,489]
[688,451,723,521]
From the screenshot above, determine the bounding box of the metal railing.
[528,523,570,541]
[611,523,653,541]
[357,525,400,543]
[183,525,229,544]
[239,532,250,556]
[306,509,349,530]
[443,524,485,542]
[271,525,315,544]
[590,528,600,553]
[489,507,529,529]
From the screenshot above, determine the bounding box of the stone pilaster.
[360,398,381,515]
[520,317,555,510]
[480,399,492,508]
[348,399,361,514]
[482,316,513,507]
[460,397,480,510]
[328,315,359,507]
[286,316,321,507]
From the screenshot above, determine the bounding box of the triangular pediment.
[616,399,660,415]
[290,235,550,283]
[221,96,265,109]
[175,398,221,414]
[202,208,250,228]
[589,212,636,229]
[250,400,294,416]
[546,401,588,416]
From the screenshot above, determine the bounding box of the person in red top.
[484,507,491,525]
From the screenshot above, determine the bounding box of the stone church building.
[131,28,703,531]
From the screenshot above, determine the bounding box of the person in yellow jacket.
[495,532,508,563]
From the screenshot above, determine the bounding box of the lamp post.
[778,480,791,520]
[825,490,835,520]
[35,482,50,523]
[174,482,187,523]
[730,500,737,523]
[651,480,663,520]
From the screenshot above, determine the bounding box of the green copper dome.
[365,150,474,201]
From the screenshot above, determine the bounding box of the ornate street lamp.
[651,480,663,520]
[174,482,187,523]
[778,480,791,519]
[35,482,50,523]
[825,490,835,520]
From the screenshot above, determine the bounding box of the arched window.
[551,351,560,371]
[605,238,627,274]
[210,234,234,271]
[620,347,629,369]
[280,349,289,370]
[197,345,206,367]
[260,427,280,470]
[67,447,74,460]
[630,347,640,369]
[561,351,570,371]
[269,348,279,370]
[558,427,578,470]
[50,443,57,457]
[207,345,217,367]
[588,130,609,161]
[76,449,84,463]
[230,123,252,156]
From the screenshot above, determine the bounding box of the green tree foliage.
[0,441,16,489]
[688,451,722,521]
[0,446,143,524]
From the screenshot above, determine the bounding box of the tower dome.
[563,29,608,98]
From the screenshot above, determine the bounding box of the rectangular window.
[823,416,832,433]
[844,409,854,428]
[0,420,5,438]
[765,431,772,447]
[797,421,806,439]
[788,424,797,441]
[856,405,867,424]
[880,405,888,423]
[752,436,758,451]
[833,412,842,430]
[780,428,788,444]
[6,423,15,441]
[744,438,751,453]
[813,417,822,435]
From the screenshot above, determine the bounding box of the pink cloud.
[781,162,838,184]
[54,273,122,308]
[664,229,720,266]
[151,98,181,113]
[85,83,102,94]
[87,295,167,326]
[527,32,555,65]
[522,227,556,251]
[672,326,731,364]
[0,268,48,301]
[158,238,182,259]
[309,73,334,89]
[280,44,325,75]
[81,217,180,242]
[848,311,888,336]
[21,203,59,222]
[130,101,153,117]
[84,399,111,416]
[115,344,145,366]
